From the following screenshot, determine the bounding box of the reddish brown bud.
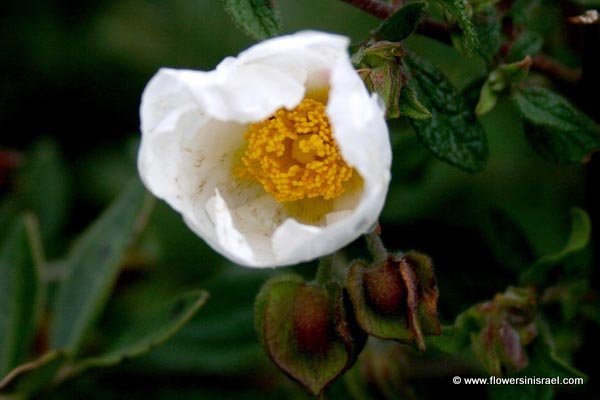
[293,285,332,354]
[363,261,406,315]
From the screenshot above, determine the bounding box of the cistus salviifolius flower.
[138,31,391,267]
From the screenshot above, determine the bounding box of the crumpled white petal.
[138,31,392,268]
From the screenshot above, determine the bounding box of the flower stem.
[365,228,388,262]
[316,255,335,284]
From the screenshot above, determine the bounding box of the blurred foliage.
[1,0,599,399]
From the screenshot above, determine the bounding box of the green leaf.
[135,268,276,375]
[476,80,499,116]
[507,31,543,62]
[405,53,489,172]
[513,87,600,164]
[0,350,67,396]
[63,291,208,378]
[222,0,280,40]
[377,2,428,42]
[0,215,43,377]
[50,180,152,353]
[473,6,501,64]
[520,208,591,285]
[476,56,532,116]
[398,85,432,120]
[442,0,479,55]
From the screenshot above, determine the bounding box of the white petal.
[204,190,255,264]
[138,31,392,268]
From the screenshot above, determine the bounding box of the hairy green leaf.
[405,53,489,171]
[222,0,280,40]
[442,0,479,55]
[0,215,43,377]
[473,6,501,64]
[513,87,600,164]
[520,208,591,285]
[378,1,428,42]
[399,85,432,120]
[50,180,152,353]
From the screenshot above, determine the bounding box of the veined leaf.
[442,0,479,55]
[513,87,600,164]
[222,0,280,40]
[50,180,153,353]
[405,53,489,172]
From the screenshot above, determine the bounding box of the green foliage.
[507,31,543,62]
[476,57,531,115]
[50,180,152,353]
[377,2,428,42]
[136,267,274,375]
[405,53,489,172]
[473,5,501,64]
[398,85,432,120]
[520,208,591,285]
[0,216,43,377]
[1,0,597,398]
[64,291,209,376]
[222,0,281,40]
[441,0,479,55]
[513,87,600,164]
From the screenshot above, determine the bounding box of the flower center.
[237,98,354,203]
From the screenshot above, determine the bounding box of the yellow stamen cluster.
[238,98,353,203]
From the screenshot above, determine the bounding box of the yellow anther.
[237,98,353,203]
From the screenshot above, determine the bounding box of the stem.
[531,54,582,85]
[365,229,388,262]
[340,0,393,19]
[316,255,335,284]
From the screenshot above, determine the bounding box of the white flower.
[138,31,391,268]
